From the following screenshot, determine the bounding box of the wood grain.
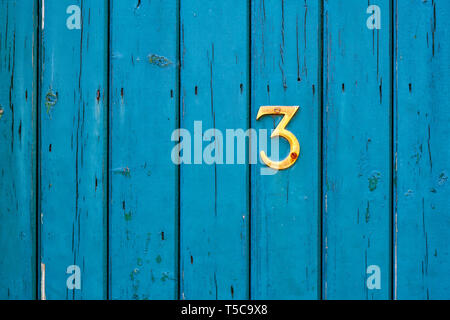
[0,0,37,300]
[39,0,107,299]
[323,0,391,299]
[251,0,321,299]
[109,0,178,299]
[180,0,250,300]
[395,0,450,300]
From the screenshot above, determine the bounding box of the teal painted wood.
[251,0,321,299]
[0,0,37,300]
[395,0,450,300]
[109,0,178,300]
[180,1,249,300]
[39,0,107,299]
[323,0,391,299]
[2,1,450,301]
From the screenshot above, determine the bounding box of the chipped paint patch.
[42,0,45,30]
[40,263,46,300]
[45,89,58,115]
[124,211,132,221]
[130,268,140,281]
[148,54,172,67]
[368,172,381,192]
[112,167,131,178]
[438,172,448,186]
[161,272,170,282]
[0,106,4,119]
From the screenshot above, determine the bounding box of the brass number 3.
[256,106,300,171]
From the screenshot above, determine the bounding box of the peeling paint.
[148,54,172,67]
[42,0,45,30]
[124,211,132,221]
[368,172,381,192]
[112,167,131,178]
[45,89,58,115]
[438,172,448,186]
[40,263,46,300]
[130,268,140,281]
[161,272,169,282]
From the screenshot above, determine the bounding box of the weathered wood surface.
[0,0,449,300]
[39,0,108,299]
[0,0,37,300]
[395,0,450,300]
[251,0,321,299]
[109,0,178,299]
[180,0,250,300]
[323,0,391,299]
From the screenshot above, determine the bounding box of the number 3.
[256,106,300,170]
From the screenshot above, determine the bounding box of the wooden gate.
[0,0,449,300]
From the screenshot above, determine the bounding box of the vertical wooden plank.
[110,0,178,300]
[395,0,450,300]
[39,0,107,299]
[251,0,321,299]
[0,0,37,300]
[180,1,249,299]
[323,0,391,299]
